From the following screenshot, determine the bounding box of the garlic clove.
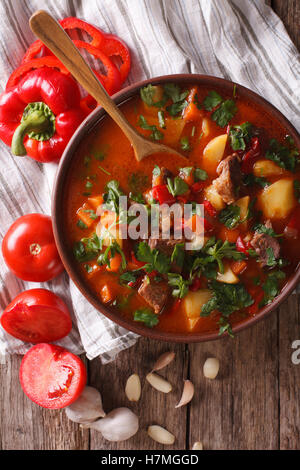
[151,351,175,372]
[82,407,139,442]
[175,379,194,408]
[203,357,220,379]
[148,425,175,445]
[192,441,203,450]
[125,373,141,402]
[146,372,172,393]
[65,386,105,424]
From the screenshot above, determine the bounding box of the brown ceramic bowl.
[52,74,300,343]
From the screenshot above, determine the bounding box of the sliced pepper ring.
[6,57,69,89]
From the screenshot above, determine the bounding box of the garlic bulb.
[65,386,105,424]
[83,407,139,442]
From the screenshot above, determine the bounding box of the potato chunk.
[217,263,239,284]
[258,178,296,219]
[202,134,228,174]
[204,184,226,211]
[253,160,286,177]
[184,289,213,319]
[234,195,250,229]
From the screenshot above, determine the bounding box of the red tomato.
[2,213,64,282]
[1,288,72,343]
[19,343,87,409]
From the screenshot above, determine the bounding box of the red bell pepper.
[236,236,251,256]
[284,207,300,238]
[60,17,131,84]
[6,56,69,89]
[241,137,261,174]
[203,200,217,218]
[152,185,176,205]
[22,17,130,85]
[0,68,85,162]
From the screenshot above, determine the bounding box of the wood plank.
[278,293,300,449]
[189,311,279,450]
[272,0,300,49]
[0,354,89,450]
[88,338,188,450]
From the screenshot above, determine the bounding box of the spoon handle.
[29,10,137,141]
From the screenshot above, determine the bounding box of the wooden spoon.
[29,10,186,162]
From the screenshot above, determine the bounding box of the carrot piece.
[100,284,114,303]
[77,202,96,228]
[183,87,203,121]
[87,195,104,210]
[231,260,247,275]
[106,253,122,273]
[218,226,240,243]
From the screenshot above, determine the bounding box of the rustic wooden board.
[272,0,300,49]
[278,294,300,450]
[189,311,279,450]
[88,339,188,450]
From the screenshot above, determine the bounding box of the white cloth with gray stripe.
[0,0,299,363]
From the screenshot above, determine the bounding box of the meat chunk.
[138,277,169,313]
[148,236,185,257]
[212,153,242,204]
[251,221,280,267]
[148,236,185,272]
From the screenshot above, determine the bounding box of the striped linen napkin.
[0,0,299,363]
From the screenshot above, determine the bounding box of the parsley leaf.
[168,273,191,298]
[77,219,88,229]
[265,138,299,172]
[103,180,124,214]
[134,307,159,327]
[73,233,102,263]
[97,240,127,270]
[260,270,286,306]
[166,176,189,196]
[180,136,191,151]
[243,174,270,188]
[138,115,164,140]
[211,100,237,127]
[253,223,281,238]
[140,84,156,106]
[171,243,185,269]
[136,241,170,274]
[164,83,189,117]
[203,91,223,111]
[219,205,241,229]
[229,122,253,151]
[194,167,208,181]
[201,280,254,336]
[158,110,166,128]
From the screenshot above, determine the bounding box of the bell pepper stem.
[11,110,50,156]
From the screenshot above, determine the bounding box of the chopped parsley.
[260,270,286,306]
[134,307,159,327]
[135,241,170,274]
[180,136,191,151]
[164,83,189,117]
[77,219,88,229]
[138,115,164,140]
[97,240,127,270]
[243,174,270,188]
[166,176,189,196]
[219,204,241,229]
[158,110,166,128]
[168,273,191,298]
[73,233,102,263]
[201,280,254,337]
[265,138,299,172]
[229,122,253,151]
[203,90,237,127]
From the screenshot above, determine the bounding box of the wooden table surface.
[1,1,299,451]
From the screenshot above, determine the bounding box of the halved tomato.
[19,343,87,409]
[1,288,72,343]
